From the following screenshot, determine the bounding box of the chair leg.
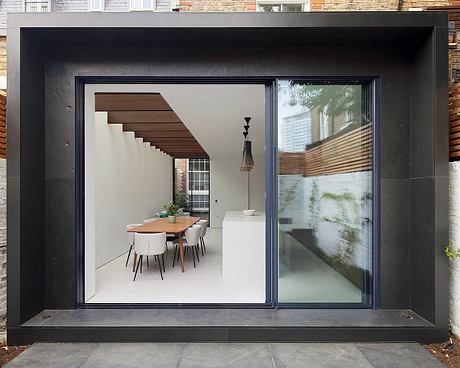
[162,254,165,272]
[146,256,149,268]
[200,238,204,256]
[140,255,143,273]
[203,238,206,253]
[172,244,177,267]
[195,245,200,262]
[191,247,196,268]
[133,255,142,281]
[125,244,133,267]
[155,255,163,280]
[165,241,169,253]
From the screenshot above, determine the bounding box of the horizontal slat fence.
[450,83,460,160]
[0,93,5,159]
[279,123,372,177]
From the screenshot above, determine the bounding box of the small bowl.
[243,209,256,216]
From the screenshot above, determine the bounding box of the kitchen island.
[222,211,265,302]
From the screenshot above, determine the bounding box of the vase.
[168,215,176,224]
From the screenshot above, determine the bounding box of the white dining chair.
[125,223,142,267]
[133,232,167,281]
[172,225,201,269]
[197,219,208,256]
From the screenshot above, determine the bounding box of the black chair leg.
[203,238,206,253]
[200,238,204,256]
[191,247,196,268]
[195,245,200,262]
[140,255,143,273]
[156,255,163,280]
[146,256,149,268]
[172,245,178,267]
[161,254,165,272]
[133,255,142,281]
[125,244,133,267]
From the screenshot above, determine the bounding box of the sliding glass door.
[277,80,374,305]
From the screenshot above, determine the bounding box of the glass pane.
[282,4,303,11]
[258,4,281,12]
[277,80,373,304]
[91,0,102,10]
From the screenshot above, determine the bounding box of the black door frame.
[75,76,379,309]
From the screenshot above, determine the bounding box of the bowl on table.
[242,209,256,216]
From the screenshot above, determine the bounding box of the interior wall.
[93,112,173,268]
[210,155,265,228]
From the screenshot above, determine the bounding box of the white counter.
[222,211,265,301]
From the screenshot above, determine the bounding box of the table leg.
[179,233,185,272]
[132,252,137,273]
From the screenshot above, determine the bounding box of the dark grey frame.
[75,77,274,309]
[274,77,378,309]
[6,11,449,344]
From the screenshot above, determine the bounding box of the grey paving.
[23,309,431,328]
[5,342,444,368]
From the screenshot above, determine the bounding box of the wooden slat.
[279,123,372,177]
[119,123,187,131]
[95,93,208,158]
[95,93,172,111]
[450,83,460,162]
[108,111,181,123]
[140,131,194,139]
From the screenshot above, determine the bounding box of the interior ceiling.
[95,93,208,157]
[94,84,265,158]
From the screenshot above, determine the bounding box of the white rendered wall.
[93,112,172,268]
[210,155,265,228]
[278,171,373,271]
[449,161,460,336]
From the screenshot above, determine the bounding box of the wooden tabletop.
[127,216,201,235]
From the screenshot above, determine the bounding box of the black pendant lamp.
[240,116,255,171]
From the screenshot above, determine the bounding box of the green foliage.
[309,179,320,232]
[286,82,366,131]
[321,190,371,263]
[175,192,190,212]
[445,243,460,260]
[164,201,179,216]
[279,179,301,213]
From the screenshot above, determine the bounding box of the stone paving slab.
[5,342,445,368]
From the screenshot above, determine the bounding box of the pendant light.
[240,116,255,171]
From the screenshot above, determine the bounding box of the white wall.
[210,155,265,228]
[279,171,372,270]
[449,161,460,336]
[94,112,173,268]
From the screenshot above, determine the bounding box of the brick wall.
[179,0,256,12]
[0,37,6,77]
[179,0,450,11]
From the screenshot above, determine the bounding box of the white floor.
[87,228,361,304]
[87,228,265,303]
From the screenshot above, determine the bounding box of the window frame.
[129,0,155,11]
[23,0,50,13]
[256,0,311,12]
[89,0,104,12]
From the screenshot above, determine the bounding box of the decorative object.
[164,201,179,224]
[243,209,256,216]
[240,116,255,171]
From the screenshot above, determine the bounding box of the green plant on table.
[164,201,179,216]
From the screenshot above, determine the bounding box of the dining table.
[128,216,201,272]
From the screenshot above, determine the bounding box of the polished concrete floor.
[88,228,361,304]
[87,229,265,303]
[5,342,443,368]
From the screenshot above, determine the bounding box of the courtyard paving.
[4,342,444,367]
